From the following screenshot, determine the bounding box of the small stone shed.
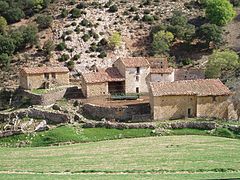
[149,79,231,120]
[19,66,69,90]
[81,67,125,97]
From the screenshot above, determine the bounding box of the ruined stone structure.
[149,79,231,120]
[20,67,69,90]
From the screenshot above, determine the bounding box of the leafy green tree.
[0,16,7,34]
[196,23,223,47]
[0,35,15,55]
[0,1,9,14]
[151,30,174,55]
[20,24,39,48]
[109,32,122,48]
[206,50,240,78]
[205,0,236,26]
[4,8,25,23]
[167,11,195,42]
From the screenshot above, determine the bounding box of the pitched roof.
[174,68,205,81]
[150,79,231,97]
[82,67,125,84]
[21,66,69,74]
[147,57,173,74]
[119,57,150,68]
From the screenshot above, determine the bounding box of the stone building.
[81,67,125,97]
[114,57,150,94]
[20,67,69,90]
[147,57,175,83]
[149,79,231,120]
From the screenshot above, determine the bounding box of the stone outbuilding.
[20,66,69,90]
[81,67,125,97]
[149,79,231,120]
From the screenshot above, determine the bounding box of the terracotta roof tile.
[147,57,173,74]
[120,57,150,68]
[21,66,69,74]
[82,67,125,84]
[174,68,205,81]
[150,79,231,97]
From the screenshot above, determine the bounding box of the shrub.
[230,0,240,6]
[108,4,118,12]
[3,8,25,24]
[0,16,7,34]
[71,8,81,18]
[80,19,89,26]
[99,38,108,46]
[72,54,80,60]
[82,34,91,42]
[43,40,55,55]
[77,2,88,9]
[36,15,53,29]
[56,42,67,51]
[0,53,11,69]
[58,54,70,62]
[129,6,137,12]
[0,35,15,55]
[61,8,68,18]
[142,14,154,22]
[109,32,122,48]
[98,51,107,58]
[66,60,75,70]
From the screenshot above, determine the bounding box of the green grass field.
[0,135,240,179]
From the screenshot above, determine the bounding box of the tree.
[196,23,223,47]
[109,32,122,48]
[151,30,174,55]
[20,24,39,48]
[205,0,236,26]
[43,39,55,56]
[0,53,10,69]
[3,8,25,24]
[0,16,7,34]
[0,1,9,14]
[0,35,15,55]
[205,50,240,78]
[167,11,195,42]
[36,15,53,29]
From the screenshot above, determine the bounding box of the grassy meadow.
[0,135,240,179]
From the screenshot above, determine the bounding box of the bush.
[0,35,15,55]
[129,6,137,12]
[99,38,108,46]
[43,40,55,55]
[142,14,154,22]
[56,42,67,51]
[72,54,80,60]
[82,34,91,42]
[61,8,68,18]
[36,15,53,29]
[0,16,7,34]
[80,19,89,26]
[0,53,11,69]
[230,0,240,6]
[98,51,107,58]
[58,54,70,62]
[71,8,81,18]
[109,32,122,48]
[77,2,88,9]
[66,60,75,70]
[108,4,118,12]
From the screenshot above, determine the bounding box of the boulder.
[35,120,50,132]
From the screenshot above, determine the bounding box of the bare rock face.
[35,120,49,132]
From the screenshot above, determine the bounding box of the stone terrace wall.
[0,108,69,124]
[22,88,67,106]
[83,103,151,122]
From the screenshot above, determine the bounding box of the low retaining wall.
[83,103,151,122]
[82,120,217,130]
[0,108,70,124]
[22,88,67,106]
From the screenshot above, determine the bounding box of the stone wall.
[151,95,197,120]
[83,103,151,122]
[21,88,67,106]
[197,96,229,119]
[150,72,174,82]
[0,108,69,124]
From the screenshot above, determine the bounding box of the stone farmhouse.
[20,67,69,90]
[81,57,204,98]
[149,79,231,120]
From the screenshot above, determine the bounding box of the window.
[136,67,140,74]
[136,76,139,82]
[52,73,56,79]
[161,66,163,68]
[44,73,49,80]
[188,108,191,117]
[136,87,139,93]
[212,96,217,102]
